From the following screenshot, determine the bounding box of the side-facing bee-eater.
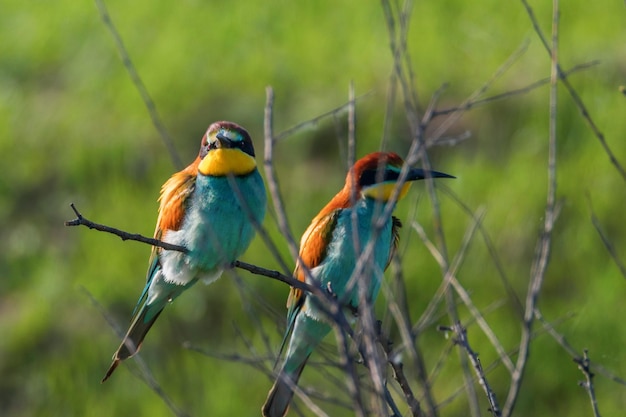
[102,121,267,382]
[262,151,453,417]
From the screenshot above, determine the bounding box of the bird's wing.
[387,216,403,268]
[155,163,199,236]
[277,209,341,358]
[132,165,198,314]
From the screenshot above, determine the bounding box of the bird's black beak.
[215,133,235,148]
[407,168,455,181]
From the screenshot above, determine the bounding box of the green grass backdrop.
[1,0,625,416]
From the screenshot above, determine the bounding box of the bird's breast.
[309,200,394,306]
[161,171,266,278]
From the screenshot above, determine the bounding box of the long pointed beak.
[407,168,455,181]
[215,133,234,148]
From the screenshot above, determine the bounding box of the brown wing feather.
[146,158,199,268]
[387,216,402,268]
[286,209,341,311]
[156,158,199,233]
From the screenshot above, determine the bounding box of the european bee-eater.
[262,152,453,417]
[102,121,267,382]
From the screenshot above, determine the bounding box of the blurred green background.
[1,0,625,416]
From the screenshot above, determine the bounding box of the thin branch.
[432,61,599,117]
[534,308,626,386]
[409,212,484,412]
[441,323,502,417]
[347,81,357,169]
[65,203,402,415]
[519,0,626,182]
[332,323,367,417]
[274,92,374,142]
[263,86,301,263]
[503,2,561,414]
[344,82,380,416]
[411,209,512,413]
[185,318,273,377]
[381,0,420,128]
[185,344,272,369]
[80,287,190,417]
[65,203,188,252]
[437,310,573,411]
[430,38,530,141]
[574,350,602,417]
[426,130,472,148]
[438,185,525,318]
[188,330,333,417]
[93,0,182,169]
[386,256,438,416]
[404,34,485,417]
[229,271,274,356]
[64,203,318,296]
[379,330,425,417]
[587,195,626,279]
[264,89,401,417]
[444,208,516,375]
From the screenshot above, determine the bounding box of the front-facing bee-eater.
[102,121,267,382]
[262,152,453,417]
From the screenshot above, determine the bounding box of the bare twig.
[574,350,602,417]
[534,308,626,386]
[93,0,182,169]
[587,196,626,279]
[381,0,420,129]
[332,323,367,417]
[274,92,374,142]
[445,209,515,375]
[263,86,301,263]
[437,310,573,411]
[382,0,486,412]
[379,330,425,417]
[185,344,272,369]
[411,209,512,415]
[519,0,626,182]
[64,203,320,297]
[430,38,530,141]
[347,81,357,169]
[503,2,561,414]
[80,286,190,417]
[385,256,438,416]
[185,321,273,378]
[432,61,599,117]
[344,82,381,416]
[409,212,480,415]
[65,203,188,252]
[441,323,502,417]
[66,201,389,416]
[193,323,334,417]
[263,90,368,416]
[438,185,525,318]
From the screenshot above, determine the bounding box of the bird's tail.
[262,356,309,417]
[101,301,165,382]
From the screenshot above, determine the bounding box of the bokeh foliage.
[1,0,625,416]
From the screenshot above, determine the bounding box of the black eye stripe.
[237,131,255,157]
[206,130,256,158]
[359,168,400,187]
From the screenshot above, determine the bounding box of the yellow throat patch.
[362,182,412,201]
[198,148,257,177]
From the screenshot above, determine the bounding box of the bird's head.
[347,152,454,202]
[198,121,258,177]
